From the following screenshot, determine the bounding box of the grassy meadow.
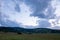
[0,32,60,40]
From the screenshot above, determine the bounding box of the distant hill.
[0,26,60,34]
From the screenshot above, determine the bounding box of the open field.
[0,32,60,40]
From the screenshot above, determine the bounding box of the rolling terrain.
[0,27,60,40]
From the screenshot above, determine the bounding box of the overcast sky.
[0,0,60,29]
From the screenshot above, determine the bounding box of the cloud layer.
[0,0,60,29]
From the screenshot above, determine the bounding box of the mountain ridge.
[0,26,60,34]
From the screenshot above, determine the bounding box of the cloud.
[0,0,39,28]
[48,0,60,28]
[48,26,60,30]
[26,0,60,29]
[0,24,2,26]
[0,0,60,29]
[14,4,21,12]
[25,0,51,18]
[37,19,51,28]
[0,19,20,27]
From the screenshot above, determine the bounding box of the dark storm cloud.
[13,0,22,13]
[14,4,21,12]
[0,19,20,27]
[38,20,51,28]
[24,0,51,18]
[24,0,56,19]
[44,6,56,19]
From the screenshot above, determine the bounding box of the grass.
[0,32,60,40]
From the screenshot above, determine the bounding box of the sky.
[0,0,60,29]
